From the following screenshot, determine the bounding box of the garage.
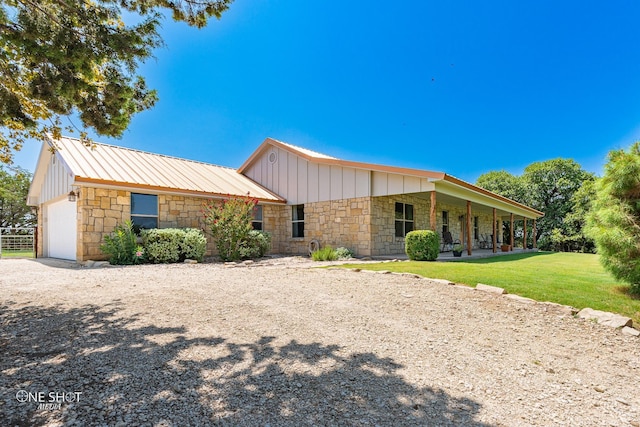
[46,199,77,260]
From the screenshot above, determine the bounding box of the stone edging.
[330,266,640,338]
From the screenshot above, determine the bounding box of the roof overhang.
[435,175,544,218]
[72,177,287,204]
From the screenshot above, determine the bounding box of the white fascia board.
[435,181,540,218]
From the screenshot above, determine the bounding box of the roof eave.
[73,176,287,204]
[238,137,447,180]
[441,174,544,217]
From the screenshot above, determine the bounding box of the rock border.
[338,266,639,338]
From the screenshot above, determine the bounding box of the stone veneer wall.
[75,188,289,261]
[304,197,372,256]
[77,188,130,261]
[72,187,506,261]
[77,188,219,261]
[370,195,430,255]
[370,195,502,256]
[258,198,372,256]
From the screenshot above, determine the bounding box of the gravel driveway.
[1,257,639,426]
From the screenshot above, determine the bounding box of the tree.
[475,170,528,246]
[0,0,233,163]
[0,165,34,227]
[587,142,640,294]
[475,170,526,202]
[522,159,594,243]
[476,159,594,250]
[557,179,596,253]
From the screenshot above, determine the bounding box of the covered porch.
[394,176,544,257]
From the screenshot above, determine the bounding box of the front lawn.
[0,249,35,258]
[341,252,640,324]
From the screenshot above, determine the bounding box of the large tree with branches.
[0,0,233,163]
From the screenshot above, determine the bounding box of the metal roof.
[239,138,543,218]
[51,136,285,202]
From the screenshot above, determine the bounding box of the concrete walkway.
[372,248,540,262]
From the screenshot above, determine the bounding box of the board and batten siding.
[38,152,74,204]
[243,145,436,203]
[371,172,434,197]
[243,146,370,204]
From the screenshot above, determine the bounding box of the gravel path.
[1,257,639,426]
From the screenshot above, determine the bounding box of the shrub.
[141,228,206,263]
[335,247,353,259]
[311,245,338,261]
[180,228,207,262]
[142,228,182,263]
[100,220,143,265]
[203,196,257,261]
[238,230,272,259]
[405,230,439,261]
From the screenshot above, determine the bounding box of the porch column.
[523,218,527,250]
[510,213,514,251]
[533,219,537,249]
[466,201,472,255]
[430,191,437,231]
[492,208,497,253]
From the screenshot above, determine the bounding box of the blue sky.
[14,0,640,182]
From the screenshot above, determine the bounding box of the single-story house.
[27,136,543,261]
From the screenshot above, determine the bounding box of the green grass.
[1,249,35,258]
[340,252,640,324]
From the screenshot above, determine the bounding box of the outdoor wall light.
[68,186,81,202]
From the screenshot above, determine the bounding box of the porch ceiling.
[408,191,534,219]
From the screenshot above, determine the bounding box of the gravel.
[1,256,639,426]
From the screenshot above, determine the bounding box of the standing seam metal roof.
[52,136,285,202]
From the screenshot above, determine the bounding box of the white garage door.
[47,199,77,260]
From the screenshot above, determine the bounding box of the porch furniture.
[441,231,454,252]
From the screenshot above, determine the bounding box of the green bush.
[141,228,206,263]
[405,230,439,261]
[311,245,338,261]
[142,228,181,263]
[180,228,207,262]
[335,247,354,259]
[100,220,144,265]
[238,230,272,259]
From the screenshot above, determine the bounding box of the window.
[395,202,414,237]
[131,193,158,230]
[292,204,304,237]
[442,211,449,234]
[252,205,263,231]
[474,216,479,240]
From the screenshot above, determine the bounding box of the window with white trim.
[292,205,304,238]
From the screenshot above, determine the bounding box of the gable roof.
[29,136,285,203]
[239,137,544,218]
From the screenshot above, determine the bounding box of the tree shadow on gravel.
[0,303,491,426]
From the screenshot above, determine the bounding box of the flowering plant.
[202,195,261,261]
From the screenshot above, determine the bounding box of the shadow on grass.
[613,285,640,300]
[0,303,490,426]
[451,251,555,264]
